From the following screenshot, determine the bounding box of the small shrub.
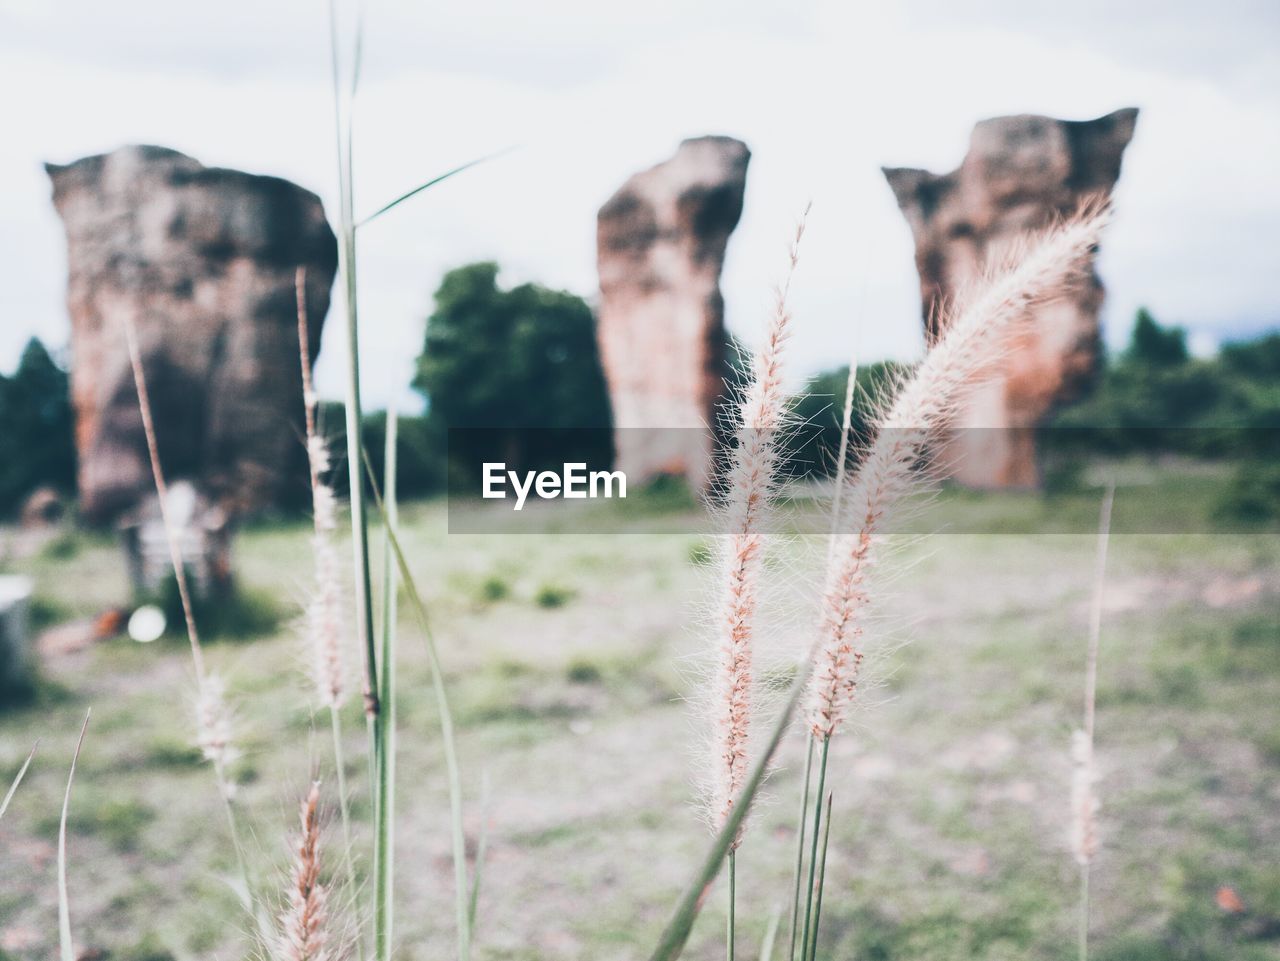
[39,529,81,560]
[632,474,699,514]
[146,737,204,769]
[534,583,573,608]
[114,936,177,961]
[565,657,603,684]
[1040,455,1087,496]
[1254,727,1280,767]
[1233,614,1278,648]
[1215,460,1280,525]
[478,575,510,604]
[40,797,154,852]
[28,594,72,631]
[491,657,532,678]
[1154,662,1202,705]
[151,576,282,641]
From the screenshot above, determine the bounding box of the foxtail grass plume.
[1070,729,1099,866]
[279,781,333,961]
[196,672,235,772]
[708,212,807,834]
[303,430,346,709]
[807,201,1112,739]
[297,267,348,710]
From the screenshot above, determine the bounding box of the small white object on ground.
[128,605,167,643]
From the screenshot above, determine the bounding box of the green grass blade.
[363,452,470,961]
[760,907,782,961]
[328,708,361,946]
[727,849,736,961]
[374,407,400,961]
[798,737,830,961]
[349,0,366,101]
[1,740,38,821]
[355,149,514,229]
[805,793,834,961]
[328,0,381,828]
[1079,865,1090,961]
[787,737,815,961]
[647,655,814,961]
[59,711,91,961]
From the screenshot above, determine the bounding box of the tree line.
[2,267,1276,519]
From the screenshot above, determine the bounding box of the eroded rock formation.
[47,145,337,522]
[596,136,750,489]
[884,108,1138,488]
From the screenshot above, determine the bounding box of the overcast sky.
[2,0,1277,409]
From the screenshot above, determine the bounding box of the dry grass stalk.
[1069,729,1099,867]
[196,672,236,771]
[279,781,334,961]
[121,308,237,776]
[825,351,859,562]
[121,308,206,681]
[709,213,807,835]
[806,201,1112,739]
[296,267,348,710]
[1073,485,1114,961]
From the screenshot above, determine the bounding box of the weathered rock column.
[46,145,338,522]
[884,108,1138,488]
[597,136,750,490]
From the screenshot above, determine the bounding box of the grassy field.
[1,469,1278,961]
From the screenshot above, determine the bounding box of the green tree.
[1125,307,1189,367]
[782,361,906,478]
[413,263,613,483]
[0,338,77,515]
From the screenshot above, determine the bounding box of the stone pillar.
[596,136,750,490]
[883,108,1138,488]
[46,145,338,522]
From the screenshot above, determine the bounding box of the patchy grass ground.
[1,468,1278,961]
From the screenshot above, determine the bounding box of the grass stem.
[806,793,833,961]
[297,265,363,958]
[0,741,38,822]
[760,908,782,961]
[1079,867,1090,961]
[787,737,815,961]
[122,300,257,926]
[647,648,816,961]
[58,711,90,961]
[726,849,736,961]
[330,707,359,928]
[364,454,470,961]
[1076,484,1114,961]
[374,408,399,961]
[799,737,830,961]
